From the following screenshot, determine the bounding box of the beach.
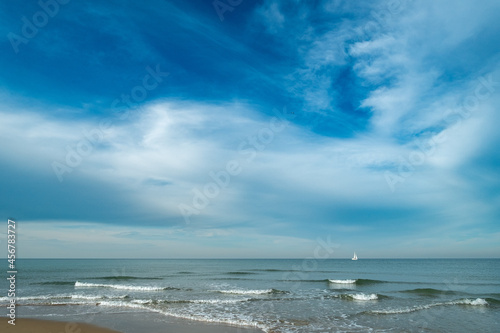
[1,318,122,333]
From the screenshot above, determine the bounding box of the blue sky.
[0,0,499,258]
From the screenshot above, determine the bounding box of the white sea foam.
[98,300,149,310]
[349,293,378,301]
[0,293,131,306]
[372,306,426,315]
[191,299,249,304]
[155,307,270,332]
[372,298,488,314]
[95,300,271,332]
[70,295,104,300]
[75,281,165,291]
[452,298,488,306]
[217,289,274,295]
[131,299,154,304]
[329,279,357,284]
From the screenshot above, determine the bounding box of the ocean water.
[1,259,499,332]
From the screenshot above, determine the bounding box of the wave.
[485,297,500,305]
[326,278,386,285]
[400,288,461,296]
[216,288,286,295]
[329,279,356,284]
[371,298,489,315]
[340,293,379,301]
[95,300,270,331]
[132,298,247,306]
[70,295,128,300]
[356,279,387,285]
[33,281,75,286]
[133,298,253,306]
[226,271,257,275]
[457,298,489,306]
[192,299,250,304]
[97,300,149,310]
[0,294,129,304]
[87,276,162,280]
[0,295,67,302]
[249,269,290,272]
[250,268,337,274]
[211,277,260,281]
[280,279,329,283]
[75,281,178,291]
[130,299,155,305]
[281,278,380,284]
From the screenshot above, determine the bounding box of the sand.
[0,318,122,333]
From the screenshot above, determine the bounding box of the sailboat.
[352,252,358,260]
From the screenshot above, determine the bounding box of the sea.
[1,259,499,332]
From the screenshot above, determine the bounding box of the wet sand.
[1,318,122,333]
[3,310,266,333]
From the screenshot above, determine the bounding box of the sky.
[0,0,499,258]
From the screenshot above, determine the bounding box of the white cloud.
[255,1,285,34]
[1,89,496,229]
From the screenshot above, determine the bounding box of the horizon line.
[11,257,500,260]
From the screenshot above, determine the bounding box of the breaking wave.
[216,288,286,295]
[340,293,379,301]
[75,281,177,291]
[329,279,357,284]
[371,298,489,314]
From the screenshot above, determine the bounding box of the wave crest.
[217,288,285,295]
[372,298,488,314]
[75,281,175,291]
[341,293,379,301]
[329,279,356,284]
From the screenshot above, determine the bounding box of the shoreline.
[5,306,267,333]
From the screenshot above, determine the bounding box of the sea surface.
[1,259,499,332]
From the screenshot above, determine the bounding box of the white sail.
[352,252,358,260]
